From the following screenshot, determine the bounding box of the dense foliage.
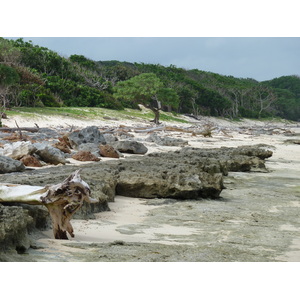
[0,37,299,121]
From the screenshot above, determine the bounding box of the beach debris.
[0,126,39,133]
[0,170,98,239]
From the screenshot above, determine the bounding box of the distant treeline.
[0,37,299,121]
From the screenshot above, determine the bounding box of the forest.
[0,37,300,125]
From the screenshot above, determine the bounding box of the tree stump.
[0,170,98,239]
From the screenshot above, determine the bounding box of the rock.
[78,143,100,155]
[20,155,42,167]
[0,155,25,173]
[1,141,36,159]
[0,204,33,253]
[53,142,71,154]
[175,144,273,173]
[68,126,106,149]
[72,151,101,162]
[284,139,300,145]
[99,144,120,158]
[103,133,118,144]
[0,203,51,258]
[117,170,224,199]
[146,133,188,147]
[35,145,68,165]
[53,136,72,154]
[112,140,148,154]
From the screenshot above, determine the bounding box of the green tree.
[0,63,20,126]
[114,73,179,124]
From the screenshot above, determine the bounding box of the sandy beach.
[1,113,300,261]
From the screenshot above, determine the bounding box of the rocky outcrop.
[0,144,273,256]
[0,203,50,256]
[117,169,223,199]
[0,204,32,254]
[115,144,272,199]
[68,126,106,149]
[0,155,25,173]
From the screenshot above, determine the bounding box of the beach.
[1,114,300,261]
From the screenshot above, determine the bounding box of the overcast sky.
[7,37,300,82]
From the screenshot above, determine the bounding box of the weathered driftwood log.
[0,127,39,133]
[0,170,97,239]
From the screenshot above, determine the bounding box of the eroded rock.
[0,155,25,173]
[0,204,32,253]
[68,126,106,149]
[99,144,120,158]
[35,144,68,165]
[112,140,148,154]
[72,151,100,162]
[146,133,188,147]
[20,154,43,167]
[1,141,36,160]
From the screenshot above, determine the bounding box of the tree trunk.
[0,170,98,239]
[150,107,160,125]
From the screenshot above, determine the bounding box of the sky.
[6,37,300,82]
[2,1,300,83]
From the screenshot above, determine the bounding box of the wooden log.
[0,127,39,133]
[0,170,98,239]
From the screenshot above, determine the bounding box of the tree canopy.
[0,37,299,122]
[114,73,179,123]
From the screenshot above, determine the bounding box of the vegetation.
[0,37,299,127]
[5,106,187,124]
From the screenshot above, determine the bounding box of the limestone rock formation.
[0,204,33,253]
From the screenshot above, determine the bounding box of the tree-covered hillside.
[0,37,299,124]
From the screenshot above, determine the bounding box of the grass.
[6,106,189,123]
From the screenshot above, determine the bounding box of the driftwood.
[0,170,98,239]
[0,127,39,133]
